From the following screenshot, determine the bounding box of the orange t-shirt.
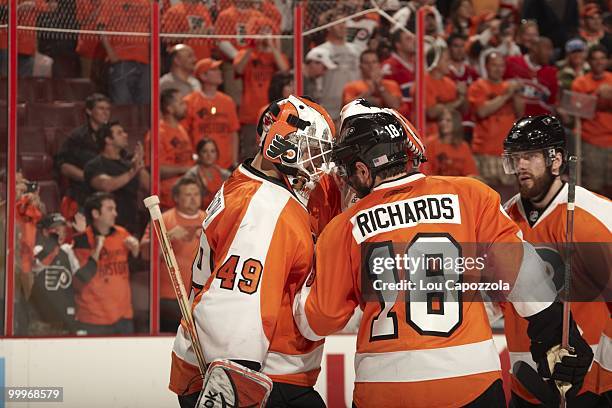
[142,208,205,300]
[0,0,52,55]
[412,74,458,141]
[214,6,266,51]
[468,78,517,155]
[571,72,612,147]
[182,90,240,169]
[217,1,281,27]
[161,2,213,60]
[195,166,228,209]
[234,49,288,124]
[424,138,479,176]
[96,0,150,65]
[74,0,105,59]
[145,120,194,209]
[260,0,282,28]
[73,226,133,325]
[342,79,402,107]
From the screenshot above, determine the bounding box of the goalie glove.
[196,359,273,408]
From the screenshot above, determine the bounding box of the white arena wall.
[0,334,508,408]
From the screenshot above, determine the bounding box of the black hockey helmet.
[502,115,567,174]
[333,99,426,180]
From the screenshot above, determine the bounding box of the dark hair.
[390,29,407,52]
[447,32,467,47]
[268,71,293,103]
[161,88,179,115]
[359,49,378,64]
[84,191,115,223]
[172,176,201,199]
[587,44,609,60]
[448,0,471,33]
[95,120,121,152]
[196,138,218,155]
[376,162,408,179]
[85,93,111,111]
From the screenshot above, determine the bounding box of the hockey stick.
[559,156,578,407]
[144,195,207,376]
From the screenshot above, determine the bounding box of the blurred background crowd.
[0,0,610,336]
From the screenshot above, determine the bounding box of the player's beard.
[517,169,555,201]
[350,177,373,199]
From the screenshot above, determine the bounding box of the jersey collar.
[371,172,425,191]
[518,182,567,228]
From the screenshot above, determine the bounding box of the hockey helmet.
[333,99,426,180]
[502,115,567,174]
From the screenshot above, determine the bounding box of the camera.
[25,181,38,193]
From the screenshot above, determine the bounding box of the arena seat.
[0,101,27,127]
[20,152,54,181]
[17,127,47,153]
[112,105,145,128]
[27,102,84,128]
[53,78,96,102]
[37,180,61,213]
[44,127,73,157]
[21,78,55,103]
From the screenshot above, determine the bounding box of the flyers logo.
[44,266,72,291]
[266,134,298,164]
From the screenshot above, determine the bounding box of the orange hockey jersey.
[294,173,555,408]
[169,161,323,396]
[503,185,612,402]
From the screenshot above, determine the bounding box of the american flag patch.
[372,155,389,167]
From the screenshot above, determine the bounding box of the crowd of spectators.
[2,0,611,336]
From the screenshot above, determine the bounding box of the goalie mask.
[257,95,335,201]
[333,99,426,196]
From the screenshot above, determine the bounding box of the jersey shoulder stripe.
[503,193,521,213]
[574,186,612,232]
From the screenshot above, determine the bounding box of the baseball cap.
[38,213,66,230]
[195,58,222,77]
[565,38,586,53]
[306,47,338,70]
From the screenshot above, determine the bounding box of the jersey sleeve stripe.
[507,243,555,317]
[261,344,324,375]
[594,332,612,371]
[575,186,612,232]
[354,338,500,382]
[293,283,325,341]
[172,324,200,368]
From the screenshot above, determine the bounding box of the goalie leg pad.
[196,359,273,408]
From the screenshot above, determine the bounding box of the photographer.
[15,172,45,335]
